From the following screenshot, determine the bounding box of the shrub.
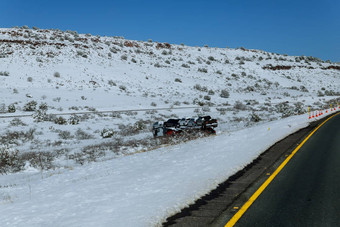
[33,110,48,122]
[77,50,87,58]
[194,84,208,92]
[181,64,190,68]
[54,72,60,78]
[121,55,128,60]
[9,118,27,127]
[250,112,261,122]
[101,128,115,138]
[208,90,215,95]
[39,102,48,111]
[198,68,208,73]
[68,115,80,125]
[75,129,94,140]
[234,101,247,110]
[8,104,16,113]
[0,71,10,76]
[216,108,227,115]
[54,116,67,125]
[216,70,222,75]
[0,129,35,146]
[108,80,116,86]
[21,151,55,170]
[175,78,182,83]
[119,85,127,91]
[23,101,37,111]
[220,89,230,98]
[317,91,324,97]
[231,73,239,79]
[300,86,309,92]
[154,62,162,68]
[0,146,24,174]
[208,56,215,61]
[204,95,211,101]
[58,130,74,140]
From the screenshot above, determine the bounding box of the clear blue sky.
[2,0,339,61]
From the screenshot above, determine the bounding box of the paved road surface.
[235,113,340,226]
[164,112,340,226]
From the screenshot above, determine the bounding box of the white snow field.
[0,111,339,227]
[0,26,339,226]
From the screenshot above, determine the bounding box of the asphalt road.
[163,112,340,227]
[235,112,340,226]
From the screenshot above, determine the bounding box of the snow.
[0,111,338,226]
[0,27,339,226]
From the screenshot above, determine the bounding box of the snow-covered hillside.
[0,26,339,226]
[1,27,339,162]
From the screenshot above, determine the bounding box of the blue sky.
[1,0,339,61]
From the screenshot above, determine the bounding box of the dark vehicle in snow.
[152,116,218,137]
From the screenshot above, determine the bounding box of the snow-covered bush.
[108,80,117,86]
[216,108,227,115]
[75,129,94,140]
[220,89,230,98]
[68,115,80,125]
[21,151,55,170]
[54,116,67,125]
[33,110,48,122]
[54,72,60,78]
[58,130,74,140]
[194,84,208,92]
[300,86,309,93]
[9,118,27,127]
[204,95,211,101]
[208,56,215,61]
[121,55,128,60]
[294,102,306,114]
[0,103,6,112]
[101,128,116,138]
[0,71,10,76]
[23,101,37,111]
[208,90,215,95]
[317,90,324,97]
[250,112,261,122]
[119,85,127,91]
[234,101,247,110]
[39,102,48,111]
[7,104,16,113]
[77,50,87,58]
[198,68,208,73]
[0,146,24,174]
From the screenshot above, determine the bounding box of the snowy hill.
[0,26,339,226]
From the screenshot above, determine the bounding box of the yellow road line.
[225,112,340,227]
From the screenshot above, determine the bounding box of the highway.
[230,112,340,226]
[164,112,340,226]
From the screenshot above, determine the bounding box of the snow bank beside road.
[0,113,335,227]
